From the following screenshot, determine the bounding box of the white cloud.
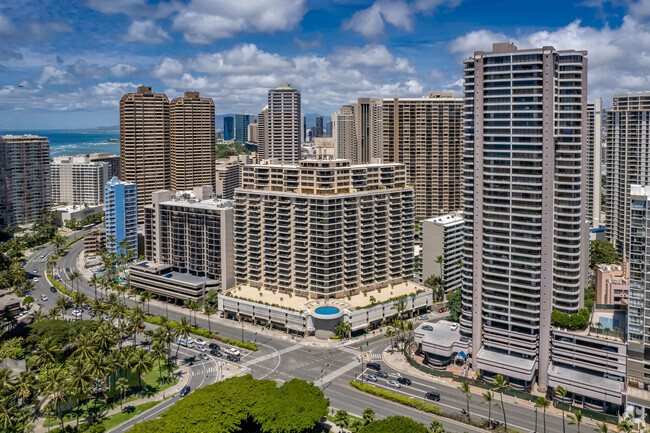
[38,66,75,85]
[0,13,16,35]
[153,57,184,78]
[329,44,416,73]
[192,44,292,74]
[172,0,307,43]
[110,64,138,77]
[123,20,170,44]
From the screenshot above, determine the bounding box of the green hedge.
[213,334,259,351]
[349,380,443,415]
[46,270,72,296]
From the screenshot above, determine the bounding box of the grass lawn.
[326,412,364,424]
[102,400,161,430]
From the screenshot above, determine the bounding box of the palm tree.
[130,305,146,347]
[535,397,551,433]
[335,320,352,339]
[36,338,61,367]
[87,353,111,413]
[334,409,350,431]
[0,397,17,431]
[175,316,192,358]
[481,390,498,429]
[594,422,609,433]
[53,233,67,252]
[67,357,92,427]
[55,296,68,319]
[90,298,107,321]
[617,416,633,433]
[131,348,153,394]
[460,381,471,420]
[555,385,568,433]
[0,368,16,395]
[69,270,80,293]
[15,371,34,404]
[394,298,407,320]
[493,374,508,431]
[41,366,67,430]
[184,300,200,326]
[203,304,216,333]
[32,309,44,323]
[435,254,445,278]
[155,320,177,361]
[89,274,100,301]
[429,420,445,433]
[362,407,375,425]
[568,408,583,433]
[151,342,168,397]
[72,333,97,361]
[71,291,88,320]
[140,291,153,315]
[94,322,116,354]
[115,377,129,411]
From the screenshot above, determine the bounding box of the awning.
[351,322,369,331]
[456,351,467,360]
[287,324,304,332]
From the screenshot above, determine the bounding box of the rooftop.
[159,197,234,211]
[477,347,536,370]
[417,320,463,347]
[549,363,624,392]
[131,261,218,284]
[425,213,464,226]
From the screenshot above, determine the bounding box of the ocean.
[1,129,120,157]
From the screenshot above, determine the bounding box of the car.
[187,337,195,344]
[417,315,428,321]
[33,278,38,283]
[226,353,239,362]
[224,347,240,357]
[197,346,206,352]
[40,295,49,301]
[386,380,401,389]
[65,268,70,273]
[50,286,57,293]
[460,336,470,343]
[438,307,447,313]
[187,344,195,350]
[376,371,388,379]
[450,323,459,331]
[364,374,377,382]
[366,363,381,371]
[33,269,38,274]
[195,338,206,346]
[73,311,82,318]
[200,353,209,360]
[208,343,219,350]
[425,391,440,401]
[422,325,433,331]
[219,312,224,318]
[210,348,222,357]
[179,386,191,397]
[397,377,411,385]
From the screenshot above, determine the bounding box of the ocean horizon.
[1,129,120,157]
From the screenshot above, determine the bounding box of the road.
[24,239,594,433]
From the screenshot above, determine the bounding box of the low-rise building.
[415,320,470,368]
[130,261,221,303]
[421,212,463,292]
[84,225,106,256]
[595,263,629,306]
[214,155,254,199]
[52,204,104,224]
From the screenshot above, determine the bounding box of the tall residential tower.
[262,83,301,163]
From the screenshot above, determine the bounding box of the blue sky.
[0,0,646,129]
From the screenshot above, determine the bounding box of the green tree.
[493,374,508,431]
[115,377,129,411]
[555,386,568,433]
[36,338,61,367]
[55,296,68,320]
[358,416,428,433]
[0,396,18,431]
[175,317,192,358]
[334,409,350,430]
[568,408,583,433]
[204,289,219,307]
[362,407,375,425]
[481,390,498,430]
[446,289,461,321]
[535,397,551,433]
[460,381,471,420]
[428,419,445,433]
[590,240,620,268]
[131,348,153,393]
[0,337,25,360]
[435,255,444,277]
[335,320,351,339]
[67,357,92,427]
[139,291,153,315]
[203,304,216,333]
[594,422,609,432]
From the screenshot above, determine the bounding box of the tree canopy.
[358,416,429,433]
[446,289,461,322]
[590,240,620,268]
[129,375,329,433]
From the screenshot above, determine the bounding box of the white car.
[386,380,401,389]
[224,347,241,357]
[450,323,459,331]
[33,278,39,283]
[187,337,195,345]
[194,338,206,346]
[40,295,48,301]
[417,315,428,321]
[197,346,206,352]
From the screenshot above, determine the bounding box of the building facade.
[461,43,588,391]
[120,85,170,222]
[607,92,650,259]
[247,120,258,144]
[89,153,121,179]
[105,177,138,255]
[0,135,50,226]
[421,213,464,293]
[333,105,356,161]
[215,154,254,199]
[235,114,252,143]
[143,187,234,294]
[170,91,215,190]
[233,159,414,298]
[263,84,301,163]
[595,263,628,306]
[333,98,382,165]
[51,156,109,205]
[382,92,463,218]
[315,116,324,138]
[223,116,234,141]
[587,99,603,228]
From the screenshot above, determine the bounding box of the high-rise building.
[51,156,109,205]
[315,116,324,138]
[333,105,355,161]
[143,187,234,290]
[382,92,463,218]
[333,99,383,164]
[247,120,258,144]
[628,184,650,420]
[461,43,588,391]
[170,91,215,191]
[105,177,138,255]
[302,114,307,142]
[262,83,301,163]
[606,92,650,259]
[215,154,254,199]
[89,153,121,179]
[587,99,603,229]
[235,114,252,143]
[223,116,234,141]
[421,213,464,293]
[326,119,333,138]
[233,159,414,297]
[0,135,50,226]
[120,85,170,222]
[257,106,267,159]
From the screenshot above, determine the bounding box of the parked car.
[366,363,381,371]
[450,323,459,331]
[417,315,428,321]
[226,353,239,362]
[438,307,447,313]
[200,353,209,361]
[364,374,377,382]
[208,343,220,350]
[219,312,224,318]
[422,325,433,331]
[33,278,38,283]
[386,380,401,389]
[210,348,222,357]
[40,295,48,301]
[33,269,38,274]
[460,336,470,343]
[376,371,388,379]
[195,338,206,346]
[397,377,411,385]
[224,347,240,357]
[50,286,57,293]
[197,346,206,352]
[425,391,440,401]
[179,386,191,397]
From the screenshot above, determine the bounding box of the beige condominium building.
[382,92,463,219]
[0,135,50,226]
[214,154,255,199]
[51,155,109,205]
[587,99,602,228]
[89,153,121,179]
[333,98,383,164]
[170,91,215,190]
[120,85,170,222]
[137,185,234,302]
[607,92,650,260]
[233,159,415,298]
[461,43,588,392]
[259,84,301,163]
[421,212,464,293]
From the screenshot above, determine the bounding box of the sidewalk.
[32,365,191,433]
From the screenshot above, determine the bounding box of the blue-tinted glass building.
[105,177,138,255]
[235,114,252,143]
[223,116,234,141]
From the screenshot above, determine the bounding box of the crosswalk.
[242,345,302,367]
[337,346,361,356]
[313,359,359,387]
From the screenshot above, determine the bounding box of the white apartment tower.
[51,156,109,205]
[587,99,602,228]
[461,43,588,391]
[606,92,650,259]
[262,84,301,163]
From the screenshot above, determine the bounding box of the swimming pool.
[314,306,340,315]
